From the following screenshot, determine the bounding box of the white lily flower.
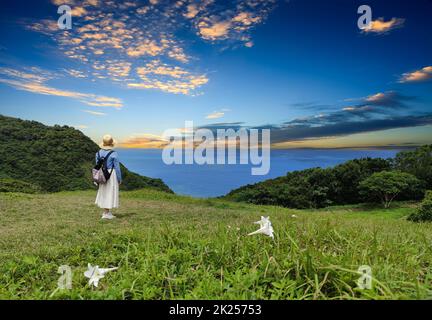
[248,216,274,239]
[254,216,270,228]
[84,263,118,287]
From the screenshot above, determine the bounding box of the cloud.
[206,111,225,119]
[64,69,87,78]
[129,59,208,95]
[282,91,414,129]
[83,110,106,116]
[26,19,59,36]
[52,0,76,5]
[400,66,432,83]
[270,115,432,143]
[287,101,334,111]
[205,108,230,119]
[23,0,277,96]
[0,66,123,108]
[126,39,166,57]
[120,134,169,148]
[198,20,232,40]
[184,4,199,19]
[105,61,132,80]
[364,91,414,108]
[192,90,429,146]
[71,6,87,17]
[264,90,424,143]
[362,17,405,34]
[85,0,99,6]
[136,60,188,78]
[123,121,249,148]
[190,0,276,45]
[232,12,262,26]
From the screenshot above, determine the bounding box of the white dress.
[95,170,119,209]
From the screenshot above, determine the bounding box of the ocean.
[119,148,405,198]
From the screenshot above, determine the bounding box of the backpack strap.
[104,150,115,163]
[103,150,115,174]
[98,150,114,162]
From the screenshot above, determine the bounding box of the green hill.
[224,148,431,209]
[0,115,172,193]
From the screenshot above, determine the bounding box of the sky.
[0,0,431,149]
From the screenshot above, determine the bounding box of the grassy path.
[0,190,431,299]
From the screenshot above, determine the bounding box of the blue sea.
[119,148,405,198]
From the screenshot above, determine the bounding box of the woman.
[95,134,122,220]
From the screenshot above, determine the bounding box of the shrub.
[408,191,432,222]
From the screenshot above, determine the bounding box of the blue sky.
[0,0,431,148]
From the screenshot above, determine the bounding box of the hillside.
[224,148,431,209]
[0,189,431,299]
[0,115,172,193]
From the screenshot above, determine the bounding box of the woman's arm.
[113,153,122,183]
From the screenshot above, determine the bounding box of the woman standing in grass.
[95,134,122,220]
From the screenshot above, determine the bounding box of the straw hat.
[99,134,116,149]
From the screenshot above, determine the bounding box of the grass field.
[0,189,431,300]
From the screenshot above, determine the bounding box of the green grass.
[0,189,431,300]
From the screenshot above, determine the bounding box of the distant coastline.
[119,148,406,198]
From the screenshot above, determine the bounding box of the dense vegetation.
[394,145,432,189]
[1,189,431,299]
[225,147,431,209]
[408,191,432,222]
[0,115,172,193]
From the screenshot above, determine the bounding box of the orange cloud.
[232,12,261,26]
[184,4,199,19]
[198,20,232,40]
[130,60,208,95]
[400,66,432,83]
[126,39,166,57]
[366,92,386,102]
[120,134,169,149]
[71,6,87,17]
[362,17,405,34]
[27,0,276,95]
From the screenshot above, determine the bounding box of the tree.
[332,158,391,204]
[394,145,432,189]
[359,171,421,208]
[407,191,432,222]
